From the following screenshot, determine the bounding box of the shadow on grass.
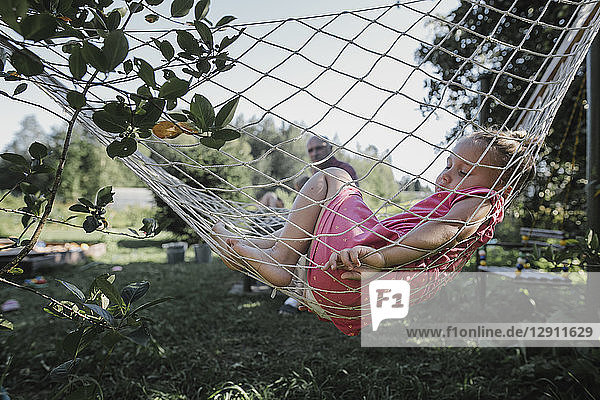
[117,239,168,249]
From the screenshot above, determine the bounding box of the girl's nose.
[439,171,450,184]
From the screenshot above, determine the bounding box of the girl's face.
[435,139,503,192]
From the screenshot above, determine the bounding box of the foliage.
[38,272,168,398]
[414,0,588,236]
[1,0,243,155]
[151,132,253,241]
[337,143,405,211]
[152,116,407,240]
[241,116,307,199]
[0,1,244,398]
[1,239,600,399]
[0,117,144,201]
[530,229,600,273]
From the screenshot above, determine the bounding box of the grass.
[1,234,600,399]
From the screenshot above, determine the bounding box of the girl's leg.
[214,168,353,286]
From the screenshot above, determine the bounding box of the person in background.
[306,135,358,184]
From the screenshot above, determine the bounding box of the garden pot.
[193,243,212,263]
[162,242,188,264]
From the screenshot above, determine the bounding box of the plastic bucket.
[162,242,188,264]
[193,243,212,263]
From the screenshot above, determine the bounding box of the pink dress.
[307,186,505,336]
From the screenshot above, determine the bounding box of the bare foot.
[211,223,251,272]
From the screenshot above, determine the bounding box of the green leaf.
[170,0,193,17]
[92,274,123,309]
[219,31,242,52]
[200,136,225,149]
[215,15,236,27]
[68,46,87,79]
[57,0,73,13]
[0,317,13,331]
[190,93,214,130]
[102,331,123,348]
[125,326,150,346]
[103,30,129,71]
[194,21,213,48]
[49,359,81,382]
[93,110,129,133]
[133,98,165,129]
[20,13,58,42]
[66,91,86,109]
[0,0,28,30]
[84,303,114,324]
[130,2,144,13]
[213,128,240,141]
[1,152,29,167]
[168,112,187,122]
[134,57,156,88]
[96,185,114,207]
[10,50,44,77]
[83,216,101,233]
[69,204,89,213]
[82,42,107,72]
[106,137,137,158]
[13,82,27,95]
[20,182,36,194]
[121,281,150,305]
[196,58,210,74]
[78,197,95,208]
[177,30,201,55]
[123,59,133,74]
[159,77,189,100]
[7,267,23,274]
[195,0,210,20]
[130,296,173,314]
[106,10,122,30]
[145,0,164,4]
[57,279,86,301]
[31,164,54,174]
[27,143,47,161]
[159,40,175,61]
[214,96,239,128]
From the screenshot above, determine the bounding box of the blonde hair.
[467,129,535,189]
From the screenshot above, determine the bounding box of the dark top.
[315,156,359,184]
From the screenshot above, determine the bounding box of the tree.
[414,0,587,237]
[50,125,144,201]
[151,132,253,241]
[242,116,307,199]
[337,143,401,210]
[0,0,245,396]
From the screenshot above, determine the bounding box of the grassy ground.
[1,234,599,399]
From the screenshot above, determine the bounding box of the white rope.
[2,0,600,320]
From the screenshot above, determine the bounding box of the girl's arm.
[239,227,282,248]
[323,197,492,272]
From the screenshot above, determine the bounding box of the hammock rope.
[1,0,600,321]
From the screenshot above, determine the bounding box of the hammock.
[1,0,599,329]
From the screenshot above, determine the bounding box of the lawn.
[1,233,599,399]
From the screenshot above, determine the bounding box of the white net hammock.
[2,0,600,332]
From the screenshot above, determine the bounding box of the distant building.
[111,187,155,209]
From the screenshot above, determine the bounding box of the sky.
[0,0,460,184]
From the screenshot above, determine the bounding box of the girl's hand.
[322,245,385,272]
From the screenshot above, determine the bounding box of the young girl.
[212,130,532,335]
